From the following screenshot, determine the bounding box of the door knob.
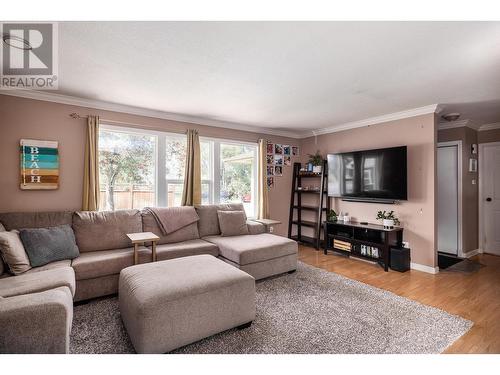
[486,197,492,202]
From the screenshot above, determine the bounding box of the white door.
[437,145,459,255]
[481,143,500,255]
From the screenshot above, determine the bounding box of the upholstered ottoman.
[119,254,255,353]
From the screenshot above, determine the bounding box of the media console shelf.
[323,221,403,271]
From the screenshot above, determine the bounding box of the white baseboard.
[410,262,439,274]
[464,249,481,258]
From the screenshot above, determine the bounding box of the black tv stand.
[323,221,404,272]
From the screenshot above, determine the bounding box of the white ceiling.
[42,22,500,135]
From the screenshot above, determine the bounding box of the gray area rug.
[71,261,472,354]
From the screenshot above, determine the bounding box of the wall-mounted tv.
[327,146,407,203]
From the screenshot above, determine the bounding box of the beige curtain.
[181,129,202,206]
[82,115,100,211]
[257,139,269,219]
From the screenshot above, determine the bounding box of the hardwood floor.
[298,245,500,353]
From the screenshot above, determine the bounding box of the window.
[99,125,258,217]
[99,128,156,211]
[218,142,257,218]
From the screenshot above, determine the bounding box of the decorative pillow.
[0,230,32,275]
[217,210,249,237]
[0,222,5,231]
[19,225,80,267]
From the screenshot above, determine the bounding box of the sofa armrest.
[0,286,73,354]
[246,220,266,235]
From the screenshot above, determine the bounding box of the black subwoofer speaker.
[390,247,410,272]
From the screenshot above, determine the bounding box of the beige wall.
[478,128,500,144]
[438,127,479,253]
[0,94,298,236]
[299,114,438,268]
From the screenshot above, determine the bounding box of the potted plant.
[308,150,323,173]
[376,210,400,229]
[327,209,338,222]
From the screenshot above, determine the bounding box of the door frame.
[478,141,500,253]
[437,141,463,257]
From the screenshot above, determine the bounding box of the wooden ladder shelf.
[288,160,330,249]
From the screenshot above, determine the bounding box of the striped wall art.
[20,139,59,190]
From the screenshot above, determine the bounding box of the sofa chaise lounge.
[0,203,298,353]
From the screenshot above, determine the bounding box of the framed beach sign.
[20,139,59,190]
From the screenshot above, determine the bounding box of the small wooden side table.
[127,232,160,264]
[253,219,282,233]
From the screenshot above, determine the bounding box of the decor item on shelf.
[327,209,337,222]
[308,150,323,173]
[376,210,400,229]
[20,139,59,190]
[343,214,351,223]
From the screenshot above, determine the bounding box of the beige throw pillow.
[217,210,249,237]
[0,230,32,275]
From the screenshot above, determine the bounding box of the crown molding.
[0,90,303,139]
[438,119,473,130]
[309,104,441,137]
[1,90,442,140]
[479,122,500,131]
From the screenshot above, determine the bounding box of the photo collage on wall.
[266,141,299,189]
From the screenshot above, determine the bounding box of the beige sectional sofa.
[0,203,297,353]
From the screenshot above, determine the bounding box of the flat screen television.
[327,146,407,202]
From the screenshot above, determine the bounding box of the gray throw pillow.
[217,210,249,237]
[19,225,80,267]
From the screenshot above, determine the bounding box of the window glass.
[219,143,256,218]
[165,137,187,180]
[98,129,156,210]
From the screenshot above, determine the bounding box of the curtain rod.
[69,112,159,130]
[69,112,262,143]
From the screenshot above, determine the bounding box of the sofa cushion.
[0,222,5,231]
[0,211,73,231]
[246,220,266,235]
[203,233,298,266]
[195,203,246,237]
[0,230,31,275]
[71,247,151,281]
[217,210,249,237]
[142,209,199,245]
[72,210,142,252]
[25,260,72,274]
[0,266,75,298]
[19,225,80,267]
[155,239,219,261]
